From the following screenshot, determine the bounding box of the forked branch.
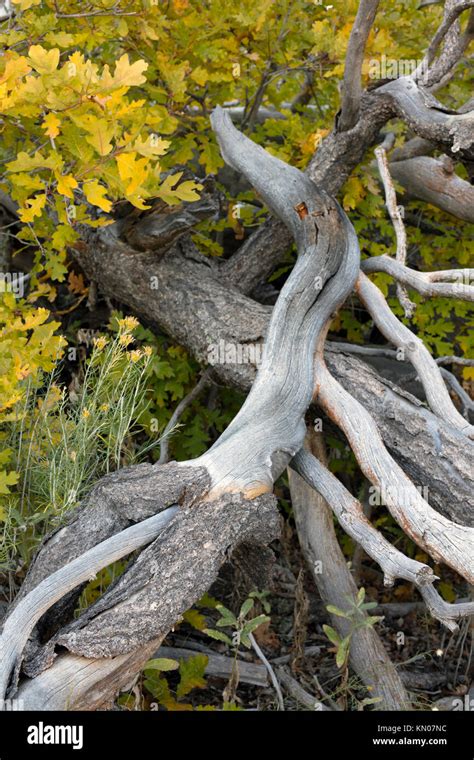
[291,449,474,631]
[313,359,474,581]
[356,272,474,437]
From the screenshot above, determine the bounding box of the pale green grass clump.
[1,317,154,571]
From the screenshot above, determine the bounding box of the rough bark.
[3,0,474,713]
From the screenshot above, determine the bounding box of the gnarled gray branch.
[338,0,381,131]
[313,359,474,581]
[374,142,415,317]
[378,76,474,160]
[356,272,474,436]
[292,448,474,631]
[389,155,474,223]
[288,433,410,710]
[0,507,178,700]
[361,256,474,300]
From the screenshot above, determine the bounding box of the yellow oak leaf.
[190,67,208,86]
[83,116,114,156]
[156,172,183,205]
[133,135,170,157]
[6,150,61,173]
[0,56,31,86]
[42,113,61,139]
[101,54,148,90]
[51,224,78,250]
[125,194,151,210]
[83,181,112,213]
[44,32,75,48]
[116,152,137,182]
[174,180,202,202]
[56,174,78,199]
[18,193,46,223]
[27,46,60,75]
[116,153,149,196]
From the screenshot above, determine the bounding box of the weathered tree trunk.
[2,0,474,712]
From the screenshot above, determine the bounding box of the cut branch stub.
[389,155,474,223]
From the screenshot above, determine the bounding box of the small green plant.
[323,588,383,669]
[323,588,384,710]
[204,591,271,650]
[204,590,271,706]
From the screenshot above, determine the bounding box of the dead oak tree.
[1,0,473,711]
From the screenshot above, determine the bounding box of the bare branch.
[436,354,474,366]
[292,449,474,631]
[389,155,474,223]
[325,345,474,528]
[0,508,178,700]
[338,0,381,131]
[374,143,415,317]
[426,7,474,91]
[356,272,474,436]
[192,107,360,497]
[361,256,474,301]
[390,136,435,162]
[288,434,410,709]
[413,0,474,81]
[374,145,406,264]
[276,666,333,711]
[248,632,285,710]
[378,77,474,161]
[155,646,269,687]
[439,367,474,417]
[330,342,474,368]
[329,341,474,418]
[158,370,212,465]
[313,359,474,581]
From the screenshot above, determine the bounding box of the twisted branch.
[356,272,474,436]
[313,359,474,581]
[292,449,474,631]
[362,257,474,301]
